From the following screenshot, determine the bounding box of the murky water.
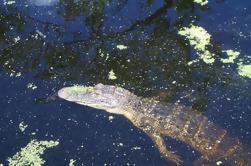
[0,0,251,165]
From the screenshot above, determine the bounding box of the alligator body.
[58,83,250,165]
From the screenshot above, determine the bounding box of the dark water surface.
[0,0,251,165]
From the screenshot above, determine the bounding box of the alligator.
[58,83,251,165]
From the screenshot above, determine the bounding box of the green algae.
[178,25,214,64]
[116,44,128,50]
[108,69,117,80]
[201,50,215,64]
[193,0,208,6]
[178,25,251,79]
[8,139,59,166]
[69,85,94,93]
[237,63,251,78]
[221,50,240,63]
[69,159,76,166]
[178,25,211,51]
[4,1,16,5]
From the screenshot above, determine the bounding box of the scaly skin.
[58,83,251,165]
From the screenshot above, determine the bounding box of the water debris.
[193,0,208,6]
[187,59,199,66]
[15,72,22,77]
[237,63,251,78]
[27,83,37,90]
[221,50,240,63]
[178,25,215,64]
[98,49,105,57]
[108,115,114,122]
[19,122,28,132]
[216,160,223,165]
[36,30,46,38]
[98,49,109,60]
[69,159,76,166]
[116,44,128,50]
[3,0,15,5]
[9,71,21,77]
[131,146,141,150]
[8,139,59,166]
[14,36,20,43]
[108,69,117,80]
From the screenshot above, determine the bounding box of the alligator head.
[58,83,132,114]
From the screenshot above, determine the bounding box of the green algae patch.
[193,0,208,6]
[8,139,59,166]
[116,44,128,50]
[108,69,117,80]
[178,25,215,64]
[178,25,211,51]
[221,50,240,63]
[68,85,94,93]
[69,159,76,166]
[201,50,215,64]
[237,63,251,78]
[4,1,16,5]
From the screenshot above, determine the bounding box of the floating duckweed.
[178,25,214,64]
[221,50,240,63]
[201,50,215,64]
[8,139,59,166]
[193,0,208,6]
[237,63,251,78]
[178,25,211,51]
[4,1,16,5]
[108,69,117,80]
[70,86,94,92]
[19,122,28,132]
[116,44,128,50]
[69,159,76,166]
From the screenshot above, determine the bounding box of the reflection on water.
[28,0,59,6]
[0,0,250,165]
